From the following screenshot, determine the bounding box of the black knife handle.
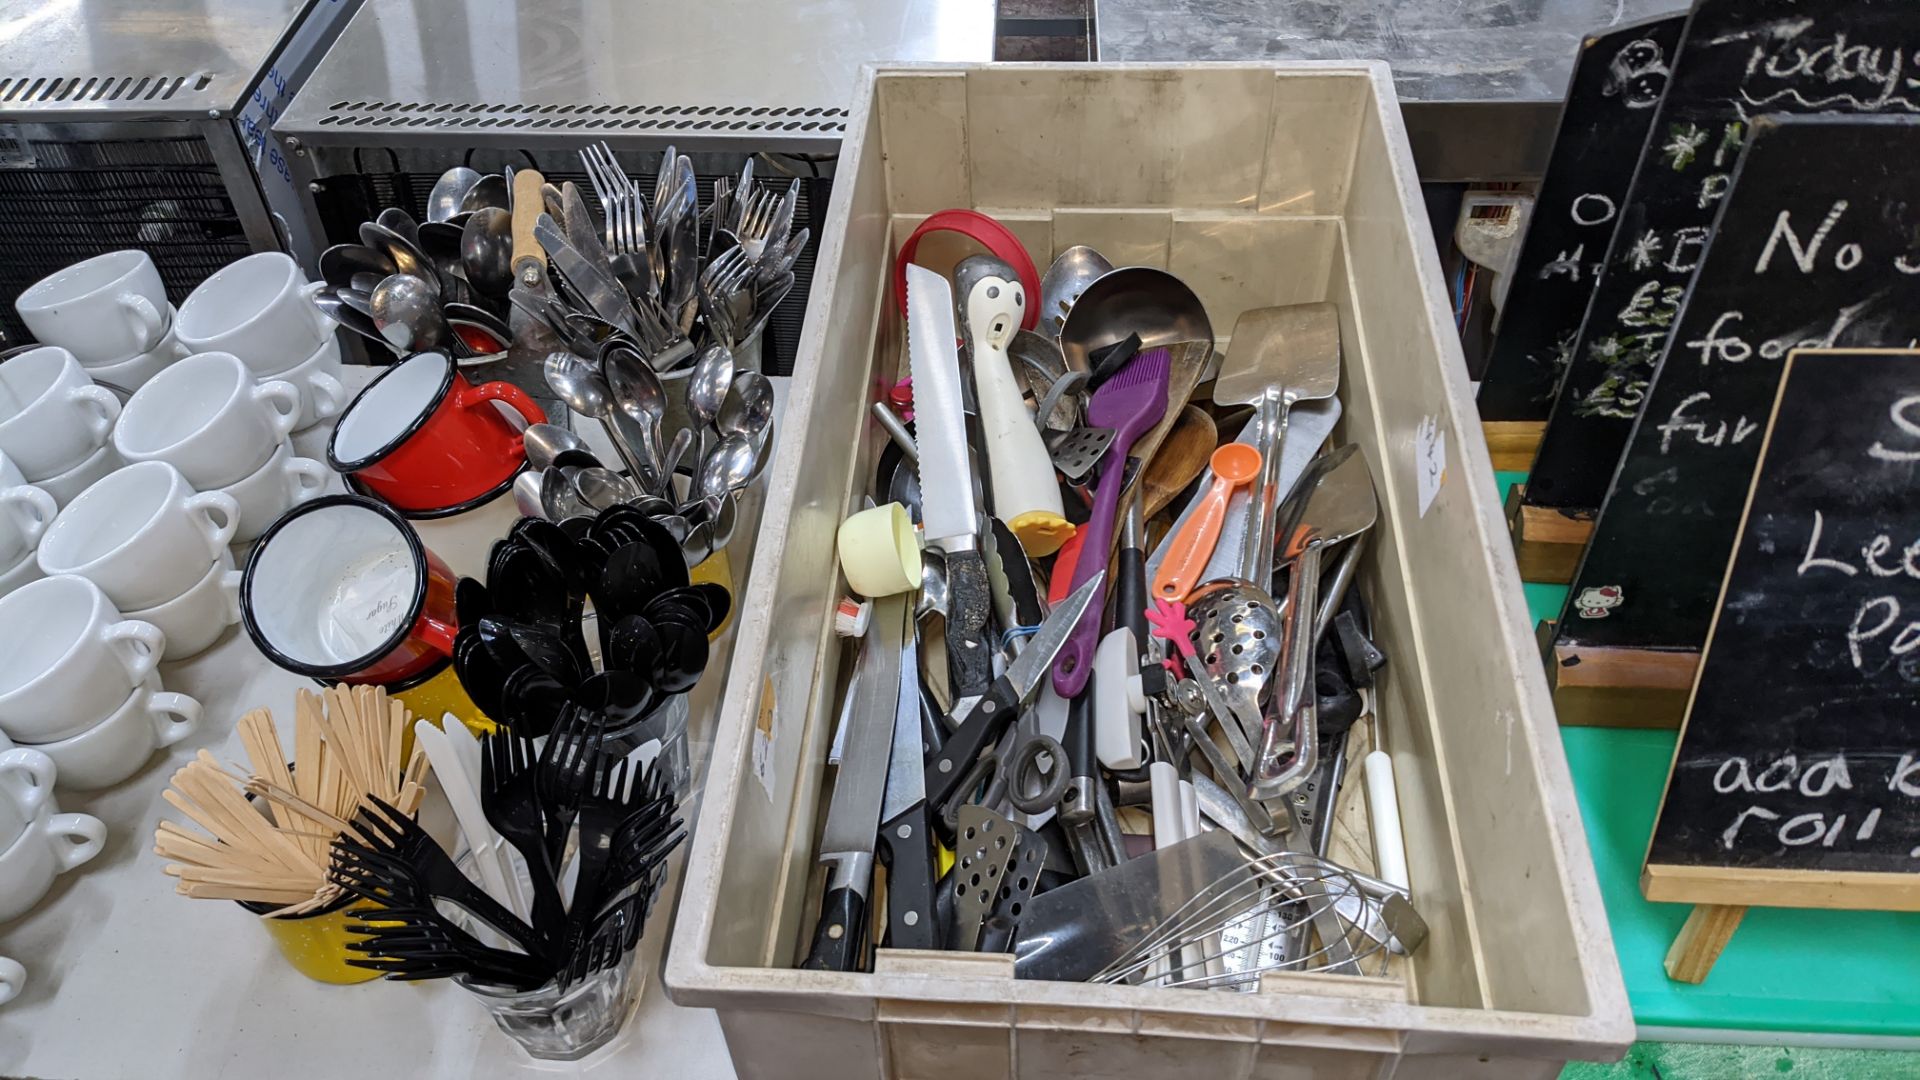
[801,885,868,971]
[943,548,994,701]
[1059,692,1098,825]
[1117,495,1164,698]
[925,680,1019,812]
[878,798,943,951]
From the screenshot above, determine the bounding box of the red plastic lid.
[894,209,1041,331]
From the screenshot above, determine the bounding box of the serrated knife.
[906,263,995,704]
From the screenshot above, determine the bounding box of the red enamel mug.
[241,494,459,685]
[327,351,544,513]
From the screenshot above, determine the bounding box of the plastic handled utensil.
[956,255,1072,556]
[1051,348,1171,697]
[1153,443,1262,602]
[1252,445,1378,799]
[1214,303,1341,588]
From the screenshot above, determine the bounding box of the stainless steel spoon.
[543,351,650,483]
[716,370,774,450]
[461,207,515,299]
[513,470,548,519]
[540,466,588,522]
[429,167,483,223]
[572,466,640,510]
[523,423,590,471]
[370,273,448,352]
[687,343,735,429]
[459,173,510,214]
[319,243,396,289]
[313,289,396,354]
[359,220,432,282]
[697,434,757,502]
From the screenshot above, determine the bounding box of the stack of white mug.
[0,573,202,792]
[172,251,349,432]
[0,744,109,1005]
[14,250,187,396]
[0,346,125,513]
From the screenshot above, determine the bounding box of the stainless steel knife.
[801,595,908,971]
[906,263,995,705]
[876,617,940,950]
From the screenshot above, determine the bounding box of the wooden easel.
[1503,483,1593,585]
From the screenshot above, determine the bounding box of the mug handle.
[116,292,166,352]
[0,747,56,821]
[0,955,23,1007]
[145,691,202,747]
[254,379,303,438]
[300,279,333,333]
[103,619,166,685]
[416,614,458,656]
[455,380,547,430]
[282,456,330,504]
[0,483,57,548]
[309,370,347,423]
[185,490,241,553]
[42,812,107,872]
[218,569,244,625]
[70,385,122,441]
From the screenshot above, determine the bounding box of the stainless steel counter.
[278,0,995,151]
[0,0,327,118]
[1094,0,1686,179]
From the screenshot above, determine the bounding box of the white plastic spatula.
[956,255,1072,557]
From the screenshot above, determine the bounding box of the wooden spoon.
[1142,405,1219,519]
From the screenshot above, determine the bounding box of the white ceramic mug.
[31,676,201,791]
[0,794,107,923]
[15,251,168,365]
[276,334,349,431]
[113,352,300,488]
[81,311,190,393]
[0,576,164,742]
[176,252,332,374]
[32,443,123,510]
[37,461,240,610]
[125,549,242,660]
[214,440,330,544]
[0,347,122,481]
[0,955,23,1006]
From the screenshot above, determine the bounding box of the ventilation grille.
[0,74,212,106]
[316,100,849,136]
[314,164,826,376]
[0,134,248,345]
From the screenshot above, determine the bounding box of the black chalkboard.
[1477,14,1684,423]
[1645,348,1920,906]
[1557,115,1920,659]
[1522,0,1920,513]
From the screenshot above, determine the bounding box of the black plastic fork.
[481,727,571,948]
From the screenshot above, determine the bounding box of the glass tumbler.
[458,957,643,1061]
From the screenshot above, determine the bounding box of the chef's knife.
[802,595,909,971]
[906,263,994,705]
[925,573,1103,819]
[877,617,941,950]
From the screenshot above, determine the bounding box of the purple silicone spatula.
[1051,347,1170,696]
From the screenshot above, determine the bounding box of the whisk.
[1089,850,1414,989]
